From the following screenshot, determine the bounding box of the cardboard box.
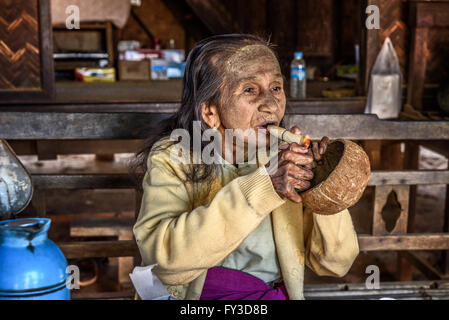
[119,60,150,81]
[150,59,168,80]
[75,68,116,82]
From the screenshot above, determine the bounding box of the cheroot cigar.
[267,125,311,148]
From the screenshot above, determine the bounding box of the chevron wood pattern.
[0,0,41,89]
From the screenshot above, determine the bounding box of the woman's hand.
[311,136,330,165]
[294,126,330,168]
[266,126,314,203]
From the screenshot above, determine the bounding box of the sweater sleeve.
[133,150,285,286]
[303,207,359,277]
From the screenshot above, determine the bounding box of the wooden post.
[363,140,382,170]
[362,0,380,94]
[406,27,428,111]
[397,142,420,281]
[30,189,47,218]
[442,162,449,275]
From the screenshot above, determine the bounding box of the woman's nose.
[258,92,279,112]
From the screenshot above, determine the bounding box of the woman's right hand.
[266,126,315,203]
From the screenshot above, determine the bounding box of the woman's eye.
[272,86,282,92]
[244,87,254,93]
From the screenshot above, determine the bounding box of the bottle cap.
[294,51,303,59]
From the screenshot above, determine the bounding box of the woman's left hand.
[308,136,330,167]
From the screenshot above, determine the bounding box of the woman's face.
[218,45,286,145]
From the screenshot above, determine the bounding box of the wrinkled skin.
[201,45,329,203]
[218,45,286,150]
[268,126,329,203]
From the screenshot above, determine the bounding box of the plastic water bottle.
[290,51,306,99]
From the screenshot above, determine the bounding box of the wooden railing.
[1,111,449,284]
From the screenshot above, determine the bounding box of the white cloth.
[129,264,170,300]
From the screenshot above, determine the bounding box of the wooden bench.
[70,217,135,286]
[1,111,449,297]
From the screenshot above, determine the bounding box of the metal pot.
[0,218,70,300]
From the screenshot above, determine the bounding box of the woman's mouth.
[256,121,278,131]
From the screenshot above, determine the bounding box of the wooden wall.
[0,0,54,101]
[117,0,361,77]
[117,0,186,50]
[0,0,42,89]
[378,0,409,80]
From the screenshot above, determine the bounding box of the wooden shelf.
[0,79,365,114]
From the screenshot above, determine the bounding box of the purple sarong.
[199,267,289,300]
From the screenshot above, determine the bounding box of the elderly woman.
[133,34,359,300]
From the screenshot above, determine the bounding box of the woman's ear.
[201,102,221,129]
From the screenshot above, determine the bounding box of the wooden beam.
[58,240,139,259]
[0,112,170,139]
[409,1,449,28]
[185,0,237,34]
[283,115,449,140]
[286,98,366,114]
[30,189,47,218]
[0,98,366,113]
[401,251,447,280]
[358,234,449,251]
[70,217,135,285]
[406,26,428,110]
[363,140,382,170]
[0,102,180,113]
[28,170,449,191]
[70,217,134,237]
[8,139,143,155]
[304,280,449,299]
[362,0,380,93]
[58,233,449,260]
[32,174,135,189]
[368,170,449,186]
[71,290,135,300]
[2,113,449,140]
[31,174,135,189]
[443,161,449,275]
[398,142,420,281]
[161,0,209,52]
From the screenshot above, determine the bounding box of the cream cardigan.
[133,139,359,300]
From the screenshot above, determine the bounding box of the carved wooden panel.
[373,185,410,235]
[0,0,54,102]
